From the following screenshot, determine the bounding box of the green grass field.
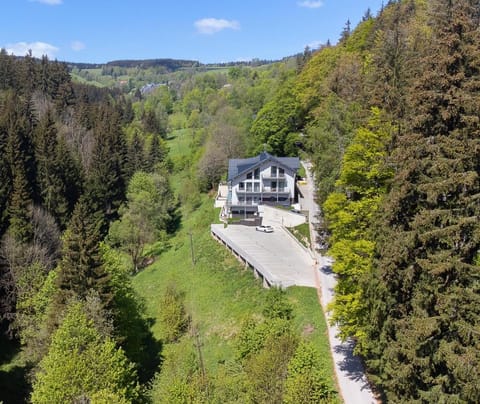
[133,194,335,378]
[288,222,311,249]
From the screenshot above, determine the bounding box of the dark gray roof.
[228,152,300,181]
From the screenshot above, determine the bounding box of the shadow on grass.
[135,317,164,384]
[0,365,31,404]
[0,330,31,404]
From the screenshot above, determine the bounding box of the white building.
[227,152,300,215]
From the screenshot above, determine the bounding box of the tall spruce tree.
[86,105,127,234]
[126,130,146,177]
[0,48,15,90]
[4,93,37,242]
[57,196,112,310]
[0,113,12,236]
[19,50,37,96]
[364,1,480,401]
[35,110,68,224]
[34,110,81,227]
[146,133,166,171]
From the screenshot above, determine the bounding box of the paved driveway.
[211,223,316,287]
[300,161,377,404]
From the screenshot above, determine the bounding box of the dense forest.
[0,0,479,402]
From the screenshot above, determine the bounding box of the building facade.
[227,152,300,215]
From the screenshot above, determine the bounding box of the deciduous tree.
[31,302,139,403]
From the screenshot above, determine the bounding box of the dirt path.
[298,162,377,404]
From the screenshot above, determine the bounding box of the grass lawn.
[288,222,311,249]
[0,336,30,403]
[166,128,194,161]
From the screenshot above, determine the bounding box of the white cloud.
[30,0,63,5]
[298,1,323,9]
[194,18,240,35]
[6,41,59,59]
[71,40,86,51]
[306,40,323,49]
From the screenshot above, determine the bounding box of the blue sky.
[2,0,384,64]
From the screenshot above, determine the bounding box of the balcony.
[236,187,290,195]
[262,187,290,194]
[261,173,286,180]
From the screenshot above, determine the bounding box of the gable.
[228,152,300,181]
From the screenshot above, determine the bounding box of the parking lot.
[211,223,316,288]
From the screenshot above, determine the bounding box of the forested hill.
[256,0,479,401]
[69,57,277,70]
[0,0,479,402]
[105,58,199,69]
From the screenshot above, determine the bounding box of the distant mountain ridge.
[67,57,282,71]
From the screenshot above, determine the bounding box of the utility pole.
[189,231,195,265]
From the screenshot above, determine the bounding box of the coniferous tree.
[31,301,139,403]
[86,105,128,233]
[366,0,421,121]
[57,196,112,310]
[126,130,146,176]
[364,1,480,401]
[0,115,12,236]
[39,55,53,95]
[55,135,83,223]
[339,19,351,43]
[4,93,37,242]
[34,110,81,227]
[146,133,166,171]
[0,48,16,90]
[35,110,69,224]
[20,50,38,96]
[7,169,34,243]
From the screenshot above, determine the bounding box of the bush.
[159,283,190,343]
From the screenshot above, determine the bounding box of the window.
[271,166,277,177]
[247,172,252,179]
[254,182,260,192]
[272,181,277,191]
[239,182,245,190]
[278,167,285,177]
[246,183,252,192]
[254,168,260,179]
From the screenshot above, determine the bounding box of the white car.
[256,225,274,233]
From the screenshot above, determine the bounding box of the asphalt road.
[299,162,377,404]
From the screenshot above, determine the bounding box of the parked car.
[256,225,274,233]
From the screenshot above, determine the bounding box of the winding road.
[298,162,377,404]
